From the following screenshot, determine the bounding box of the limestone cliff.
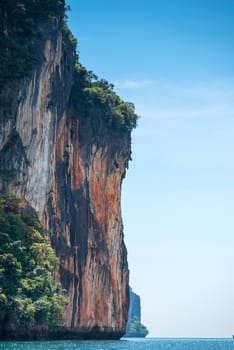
[125,288,149,338]
[44,111,130,338]
[0,0,136,340]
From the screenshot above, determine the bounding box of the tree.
[69,63,139,131]
[0,195,67,329]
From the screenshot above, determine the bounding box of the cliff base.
[0,327,124,341]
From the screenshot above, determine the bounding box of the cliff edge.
[0,0,138,340]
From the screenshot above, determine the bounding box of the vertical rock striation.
[0,17,75,217]
[0,2,132,339]
[45,112,130,337]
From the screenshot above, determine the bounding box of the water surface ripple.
[0,338,233,350]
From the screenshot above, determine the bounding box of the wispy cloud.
[114,79,156,89]
[135,80,234,121]
[137,105,234,121]
[133,80,234,167]
[158,80,234,102]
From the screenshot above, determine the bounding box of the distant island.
[124,288,149,338]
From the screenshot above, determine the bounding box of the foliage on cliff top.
[0,0,75,92]
[70,63,139,132]
[0,195,67,329]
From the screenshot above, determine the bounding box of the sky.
[66,0,234,338]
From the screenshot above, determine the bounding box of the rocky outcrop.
[125,288,149,337]
[0,2,131,339]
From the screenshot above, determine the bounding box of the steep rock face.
[0,18,75,217]
[125,288,149,338]
[128,287,141,322]
[44,112,130,336]
[0,9,130,339]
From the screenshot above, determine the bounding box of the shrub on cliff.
[0,195,67,329]
[0,0,70,91]
[70,63,139,131]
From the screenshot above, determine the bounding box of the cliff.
[0,0,137,340]
[125,288,149,338]
[127,287,141,322]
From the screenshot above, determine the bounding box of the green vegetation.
[0,1,136,131]
[70,63,139,131]
[0,0,74,92]
[125,317,149,338]
[61,5,77,50]
[0,195,67,329]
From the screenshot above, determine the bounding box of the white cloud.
[136,105,234,121]
[159,80,234,102]
[114,79,156,89]
[134,79,234,121]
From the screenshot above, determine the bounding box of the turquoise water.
[0,338,234,350]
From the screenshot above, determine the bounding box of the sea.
[0,338,234,350]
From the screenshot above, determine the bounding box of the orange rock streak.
[45,113,130,336]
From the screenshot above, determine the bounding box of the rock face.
[125,288,149,338]
[0,5,130,339]
[127,287,141,322]
[0,18,75,216]
[45,112,130,336]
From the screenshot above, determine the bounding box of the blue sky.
[67,0,234,338]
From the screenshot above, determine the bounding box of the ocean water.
[0,338,234,350]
